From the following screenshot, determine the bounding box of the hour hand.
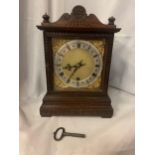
[76,60,86,68]
[63,64,72,71]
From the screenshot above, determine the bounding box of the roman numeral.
[76,81,79,87]
[76,77,80,81]
[95,64,100,68]
[66,45,71,51]
[86,80,89,84]
[59,72,64,76]
[58,53,64,57]
[66,79,70,83]
[93,54,98,58]
[92,73,97,77]
[76,77,80,86]
[56,64,61,67]
[87,45,91,50]
[77,43,81,48]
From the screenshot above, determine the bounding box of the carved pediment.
[37,5,121,33]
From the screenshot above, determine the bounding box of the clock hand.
[66,60,86,83]
[63,64,72,71]
[67,66,79,83]
[72,60,86,69]
[63,60,86,71]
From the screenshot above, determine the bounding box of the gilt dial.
[54,40,103,88]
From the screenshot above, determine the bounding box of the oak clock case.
[37,5,121,117]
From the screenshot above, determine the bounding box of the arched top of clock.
[37,5,121,33]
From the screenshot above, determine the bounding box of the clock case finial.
[42,13,50,24]
[37,5,121,118]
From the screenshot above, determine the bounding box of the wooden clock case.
[37,5,121,117]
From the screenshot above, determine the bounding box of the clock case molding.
[37,5,121,117]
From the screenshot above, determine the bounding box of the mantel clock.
[37,5,121,117]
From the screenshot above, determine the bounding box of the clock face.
[54,40,102,88]
[53,39,105,90]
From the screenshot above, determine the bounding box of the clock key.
[53,127,86,141]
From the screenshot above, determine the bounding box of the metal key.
[53,127,86,141]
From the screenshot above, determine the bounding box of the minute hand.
[67,67,79,83]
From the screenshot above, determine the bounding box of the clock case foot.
[40,94,113,118]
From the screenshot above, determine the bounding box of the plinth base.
[40,94,113,118]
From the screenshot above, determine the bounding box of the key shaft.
[63,132,86,138]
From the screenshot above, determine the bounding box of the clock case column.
[37,5,121,117]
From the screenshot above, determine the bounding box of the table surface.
[20,87,135,155]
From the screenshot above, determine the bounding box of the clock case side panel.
[41,32,114,117]
[43,32,53,92]
[102,35,114,94]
